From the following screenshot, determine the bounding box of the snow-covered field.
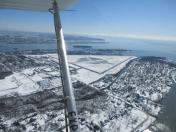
[68,55,132,73]
[0,54,175,132]
[0,54,134,97]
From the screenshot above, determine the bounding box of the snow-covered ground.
[0,54,134,97]
[0,54,175,132]
[49,54,135,83]
[68,55,132,73]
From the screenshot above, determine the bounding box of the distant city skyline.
[0,0,176,41]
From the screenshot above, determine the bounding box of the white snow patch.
[0,77,18,90]
[143,129,153,132]
[68,55,133,73]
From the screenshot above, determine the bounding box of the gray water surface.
[156,80,176,132]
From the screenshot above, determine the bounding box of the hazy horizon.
[0,0,176,41]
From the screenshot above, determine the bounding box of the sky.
[0,0,176,41]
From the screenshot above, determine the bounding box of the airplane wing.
[0,0,77,11]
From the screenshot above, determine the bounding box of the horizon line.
[1,29,176,42]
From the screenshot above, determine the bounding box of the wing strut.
[52,0,79,132]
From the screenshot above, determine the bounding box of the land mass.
[0,54,176,132]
